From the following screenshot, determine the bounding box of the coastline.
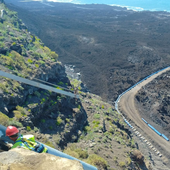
[47,0,170,12]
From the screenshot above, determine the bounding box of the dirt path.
[118,67,170,161]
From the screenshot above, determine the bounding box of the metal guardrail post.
[0,70,78,98]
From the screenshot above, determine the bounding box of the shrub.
[92,120,100,128]
[86,154,108,169]
[58,81,64,86]
[78,105,81,110]
[38,60,45,65]
[26,126,31,131]
[56,86,63,90]
[0,42,5,48]
[119,161,126,167]
[41,119,45,123]
[49,126,53,130]
[13,110,22,120]
[43,46,51,54]
[12,42,16,46]
[0,83,8,92]
[0,112,9,126]
[41,98,46,104]
[9,32,14,36]
[12,37,17,41]
[50,51,58,60]
[75,148,88,159]
[65,118,70,123]
[45,141,55,148]
[64,148,79,159]
[1,55,14,67]
[113,156,118,162]
[53,135,60,145]
[0,36,5,41]
[10,51,26,70]
[56,116,62,126]
[35,64,39,68]
[94,114,100,119]
[83,126,91,132]
[16,105,26,115]
[27,58,33,64]
[8,118,23,127]
[34,91,41,97]
[126,157,132,166]
[34,127,38,132]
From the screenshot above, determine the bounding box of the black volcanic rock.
[5,0,170,102]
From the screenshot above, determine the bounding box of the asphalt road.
[118,67,170,161]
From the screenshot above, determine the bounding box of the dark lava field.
[5,0,170,102]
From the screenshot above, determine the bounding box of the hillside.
[0,2,158,170]
[4,0,170,103]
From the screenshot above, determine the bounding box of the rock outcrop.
[0,148,84,170]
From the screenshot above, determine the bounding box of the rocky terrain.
[0,2,156,170]
[4,0,170,103]
[135,70,170,139]
[0,148,84,170]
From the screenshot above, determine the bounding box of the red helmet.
[6,126,19,137]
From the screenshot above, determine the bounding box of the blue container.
[148,124,161,136]
[162,134,169,141]
[142,118,148,124]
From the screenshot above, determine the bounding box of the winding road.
[118,67,170,160]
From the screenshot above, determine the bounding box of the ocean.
[48,0,170,12]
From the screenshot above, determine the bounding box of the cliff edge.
[0,148,84,170]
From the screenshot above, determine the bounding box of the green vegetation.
[0,82,8,93]
[13,105,27,120]
[119,161,126,167]
[69,79,81,90]
[13,110,22,120]
[26,126,31,131]
[78,105,81,110]
[49,126,53,130]
[64,145,88,159]
[41,119,46,123]
[0,42,5,48]
[0,112,9,126]
[57,81,64,86]
[34,91,41,97]
[27,58,33,64]
[44,141,55,148]
[0,5,136,170]
[8,118,23,127]
[35,64,39,68]
[92,120,100,128]
[41,98,46,104]
[84,126,91,132]
[65,118,70,123]
[93,113,100,119]
[56,116,62,126]
[126,157,131,166]
[86,154,108,169]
